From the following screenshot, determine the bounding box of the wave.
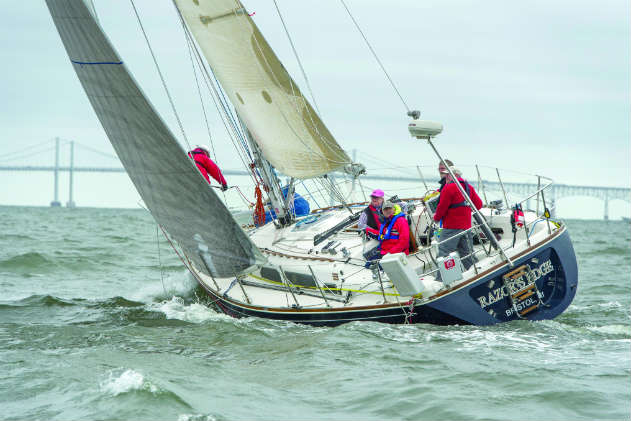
[2,233,35,241]
[100,369,156,396]
[0,252,54,271]
[583,246,630,256]
[0,295,146,312]
[0,294,79,308]
[586,324,631,337]
[127,271,199,303]
[147,296,231,324]
[177,414,218,421]
[99,369,192,408]
[87,296,146,309]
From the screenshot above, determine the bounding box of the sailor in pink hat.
[358,189,385,238]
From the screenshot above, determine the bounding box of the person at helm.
[358,189,385,239]
[433,166,483,272]
[188,145,228,191]
[437,159,454,192]
[378,200,410,256]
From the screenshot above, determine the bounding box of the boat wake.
[127,270,198,303]
[148,296,231,324]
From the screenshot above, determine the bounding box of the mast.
[240,121,293,227]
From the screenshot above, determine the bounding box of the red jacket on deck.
[379,211,410,255]
[433,178,483,229]
[188,148,227,186]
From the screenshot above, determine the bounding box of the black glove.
[221,184,229,192]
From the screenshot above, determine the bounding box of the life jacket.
[438,177,447,192]
[362,205,383,231]
[378,212,405,246]
[448,179,473,209]
[511,203,525,231]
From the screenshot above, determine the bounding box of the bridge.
[1,138,629,219]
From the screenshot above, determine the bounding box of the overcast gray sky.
[0,0,628,218]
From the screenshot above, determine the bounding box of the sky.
[0,0,629,219]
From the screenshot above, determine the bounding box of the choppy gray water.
[1,206,629,420]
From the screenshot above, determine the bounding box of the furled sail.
[174,0,352,179]
[46,0,265,277]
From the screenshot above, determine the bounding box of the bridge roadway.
[1,165,628,219]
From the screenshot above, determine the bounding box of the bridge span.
[1,138,628,219]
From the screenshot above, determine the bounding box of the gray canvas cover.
[46,0,265,278]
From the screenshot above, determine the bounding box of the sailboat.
[46,0,578,326]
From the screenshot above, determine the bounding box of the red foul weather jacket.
[433,177,483,230]
[379,211,410,255]
[188,148,227,186]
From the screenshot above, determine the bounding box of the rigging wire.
[179,19,233,202]
[129,0,191,147]
[172,3,258,187]
[271,0,321,116]
[339,0,410,112]
[156,224,168,297]
[184,31,217,163]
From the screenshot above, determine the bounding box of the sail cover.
[174,0,351,179]
[46,0,265,278]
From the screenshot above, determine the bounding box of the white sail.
[175,0,351,179]
[46,0,265,277]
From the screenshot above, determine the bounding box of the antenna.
[407,110,421,120]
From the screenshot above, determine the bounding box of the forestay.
[46,0,265,277]
[174,0,351,179]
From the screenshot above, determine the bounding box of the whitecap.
[587,324,631,336]
[129,270,198,303]
[598,301,623,309]
[177,414,218,421]
[148,296,231,324]
[100,369,158,396]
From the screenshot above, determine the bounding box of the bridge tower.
[66,141,76,208]
[604,191,609,220]
[50,137,61,207]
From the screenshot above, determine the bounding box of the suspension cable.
[129,0,190,146]
[272,0,321,116]
[0,138,55,161]
[339,0,410,112]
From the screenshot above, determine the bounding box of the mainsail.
[46,0,265,277]
[175,0,352,179]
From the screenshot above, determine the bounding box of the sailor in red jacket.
[433,167,483,272]
[188,145,228,190]
[379,201,410,256]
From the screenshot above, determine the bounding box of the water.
[1,206,629,420]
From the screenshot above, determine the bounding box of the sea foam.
[149,296,231,324]
[129,270,198,303]
[100,369,157,396]
[177,414,218,421]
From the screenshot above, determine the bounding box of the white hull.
[183,200,578,325]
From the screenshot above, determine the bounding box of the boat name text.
[475,260,553,309]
